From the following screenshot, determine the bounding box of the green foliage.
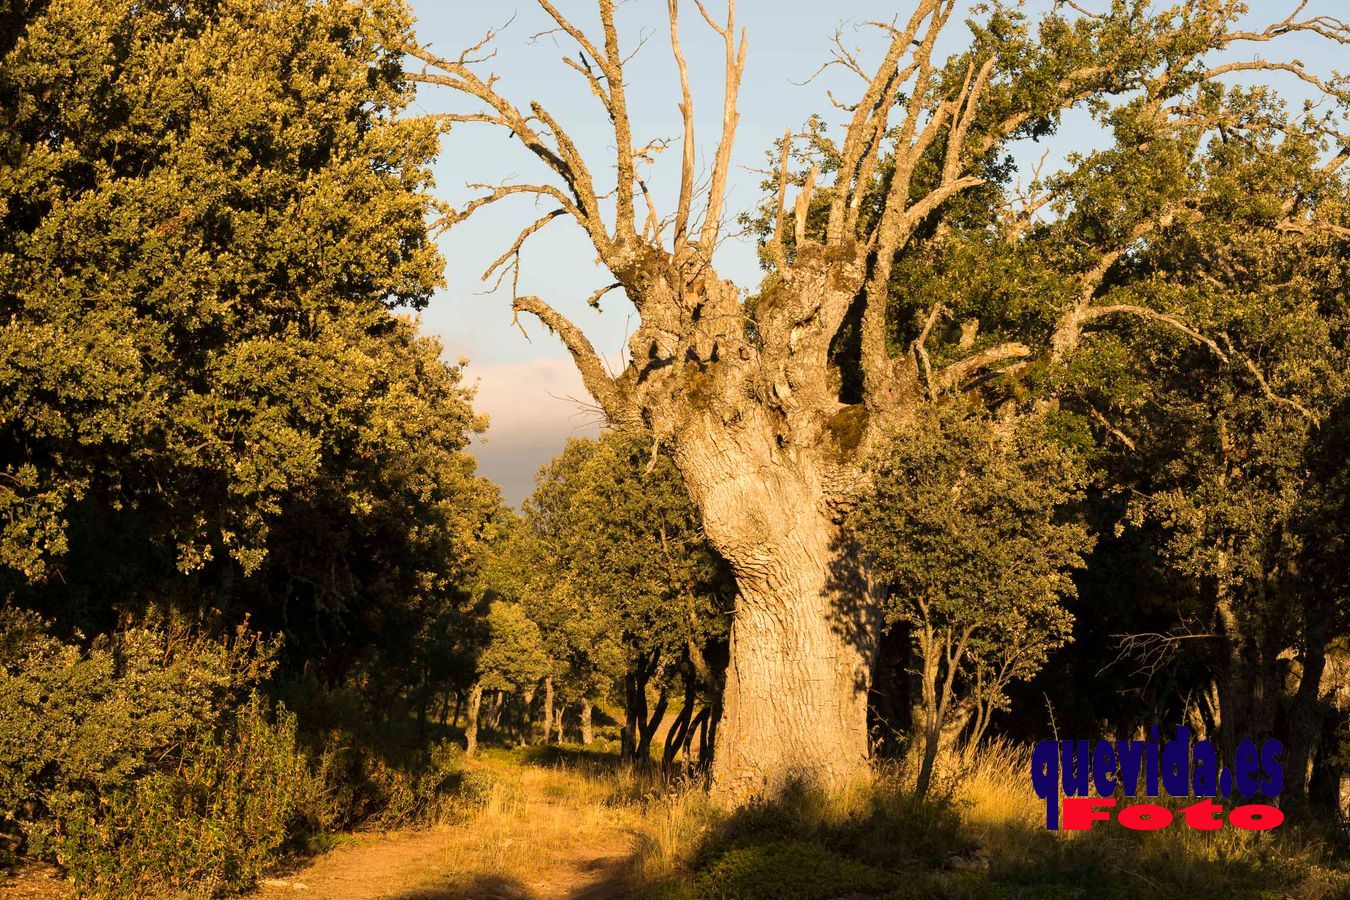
[641,746,1346,900]
[0,0,495,705]
[0,606,277,848]
[476,600,552,694]
[0,609,487,894]
[700,778,969,875]
[853,407,1090,727]
[483,430,729,714]
[521,429,728,673]
[0,607,291,891]
[46,695,309,898]
[0,0,449,583]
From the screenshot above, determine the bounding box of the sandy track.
[251,759,639,900]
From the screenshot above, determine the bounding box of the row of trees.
[468,430,731,769]
[0,0,506,883]
[1,0,499,702]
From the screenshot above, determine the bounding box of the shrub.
[276,677,490,831]
[43,695,312,898]
[0,608,491,895]
[0,607,277,863]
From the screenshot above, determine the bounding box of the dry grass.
[623,739,1349,899]
[245,740,1346,899]
[403,752,646,894]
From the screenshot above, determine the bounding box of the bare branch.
[436,182,583,234]
[482,209,567,285]
[512,295,629,420]
[937,342,1033,390]
[697,0,749,251]
[942,54,997,186]
[1217,334,1318,423]
[1202,60,1350,104]
[405,39,614,260]
[598,0,639,239]
[588,282,624,310]
[912,304,945,400]
[1078,304,1229,361]
[826,0,951,243]
[1083,402,1137,451]
[667,0,696,253]
[1221,3,1349,47]
[1100,630,1216,684]
[794,165,819,246]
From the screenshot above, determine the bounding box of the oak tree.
[409,0,1348,798]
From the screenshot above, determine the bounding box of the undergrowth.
[627,739,1349,900]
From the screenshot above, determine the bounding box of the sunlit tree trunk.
[674,415,880,800]
[465,682,483,756]
[541,676,555,745]
[580,699,594,746]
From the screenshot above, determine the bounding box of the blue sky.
[405,0,1343,503]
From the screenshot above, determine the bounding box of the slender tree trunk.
[623,653,659,761]
[638,686,669,762]
[622,670,645,759]
[687,706,711,769]
[465,682,483,756]
[437,690,452,729]
[487,690,503,729]
[581,699,594,746]
[417,667,430,741]
[914,633,943,801]
[520,686,536,746]
[664,673,698,771]
[542,676,555,745]
[675,420,880,801]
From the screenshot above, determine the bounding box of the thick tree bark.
[465,682,483,756]
[675,420,880,801]
[407,0,1345,811]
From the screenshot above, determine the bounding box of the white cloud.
[464,358,603,506]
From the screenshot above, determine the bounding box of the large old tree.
[406,0,1348,799]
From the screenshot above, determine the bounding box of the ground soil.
[250,756,640,900]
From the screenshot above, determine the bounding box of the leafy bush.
[0,607,277,859]
[0,608,490,895]
[44,695,311,897]
[277,677,491,831]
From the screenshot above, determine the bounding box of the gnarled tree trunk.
[673,415,879,800]
[406,0,1316,806]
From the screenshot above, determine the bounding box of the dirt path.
[251,758,640,900]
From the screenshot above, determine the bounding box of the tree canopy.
[0,0,495,681]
